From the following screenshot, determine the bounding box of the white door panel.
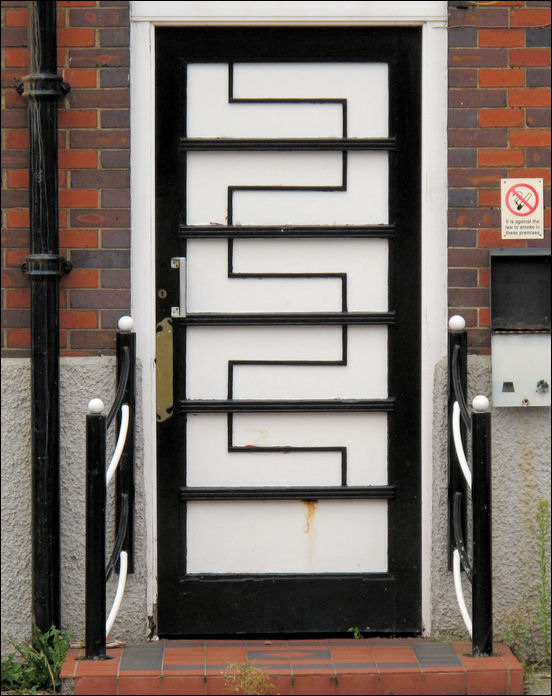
[187,500,388,574]
[186,63,388,138]
[186,325,387,399]
[186,412,388,487]
[184,61,390,576]
[186,151,389,225]
[186,238,389,313]
[187,64,343,138]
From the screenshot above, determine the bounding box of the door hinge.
[171,257,187,318]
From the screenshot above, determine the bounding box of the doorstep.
[60,638,524,695]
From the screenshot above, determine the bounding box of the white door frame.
[130,0,448,634]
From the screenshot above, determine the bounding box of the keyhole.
[158,288,167,299]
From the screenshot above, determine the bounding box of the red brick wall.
[448,0,551,352]
[2,1,551,357]
[1,0,130,356]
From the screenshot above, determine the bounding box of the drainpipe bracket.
[16,73,70,99]
[22,254,72,278]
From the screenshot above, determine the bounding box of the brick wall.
[448,0,551,352]
[1,0,130,356]
[2,1,551,356]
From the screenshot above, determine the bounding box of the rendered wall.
[1,356,147,653]
[3,351,550,652]
[432,355,551,645]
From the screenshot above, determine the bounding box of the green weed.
[223,662,278,695]
[1,624,71,694]
[348,626,364,639]
[506,500,551,669]
[533,500,551,664]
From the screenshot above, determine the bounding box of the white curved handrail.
[452,401,472,490]
[106,550,128,637]
[453,549,473,637]
[106,404,130,486]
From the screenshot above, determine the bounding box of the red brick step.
[61,638,524,695]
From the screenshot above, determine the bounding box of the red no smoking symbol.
[505,183,539,217]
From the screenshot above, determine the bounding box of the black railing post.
[85,401,107,660]
[472,395,493,657]
[448,315,468,569]
[115,317,136,574]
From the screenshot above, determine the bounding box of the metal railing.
[448,315,493,657]
[85,316,135,660]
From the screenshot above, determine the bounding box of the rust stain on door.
[303,501,318,570]
[303,500,318,534]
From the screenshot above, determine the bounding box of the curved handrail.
[106,405,130,486]
[106,346,130,429]
[452,402,472,489]
[449,319,493,654]
[453,549,473,637]
[85,318,135,660]
[106,550,128,637]
[105,493,129,582]
[452,344,470,428]
[453,492,473,582]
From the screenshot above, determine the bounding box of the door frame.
[129,0,448,635]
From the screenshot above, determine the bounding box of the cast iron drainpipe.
[16,0,71,634]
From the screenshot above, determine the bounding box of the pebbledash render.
[1,0,550,655]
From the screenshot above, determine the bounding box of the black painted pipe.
[17,1,71,634]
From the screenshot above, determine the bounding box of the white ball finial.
[449,315,466,331]
[88,398,105,414]
[472,395,490,412]
[118,315,134,332]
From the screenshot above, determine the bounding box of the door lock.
[171,257,187,318]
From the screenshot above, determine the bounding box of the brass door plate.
[156,317,173,422]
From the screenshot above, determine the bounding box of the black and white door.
[155,27,421,636]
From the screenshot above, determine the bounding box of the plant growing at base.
[1,624,71,694]
[533,500,551,664]
[505,500,551,669]
[223,662,278,695]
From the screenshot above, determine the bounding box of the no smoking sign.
[501,178,544,239]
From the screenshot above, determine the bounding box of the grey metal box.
[491,333,551,407]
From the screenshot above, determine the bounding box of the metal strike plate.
[171,257,187,318]
[156,317,174,422]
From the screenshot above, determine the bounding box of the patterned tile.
[248,647,331,660]
[412,642,463,668]
[60,639,524,695]
[74,655,120,677]
[120,643,164,672]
